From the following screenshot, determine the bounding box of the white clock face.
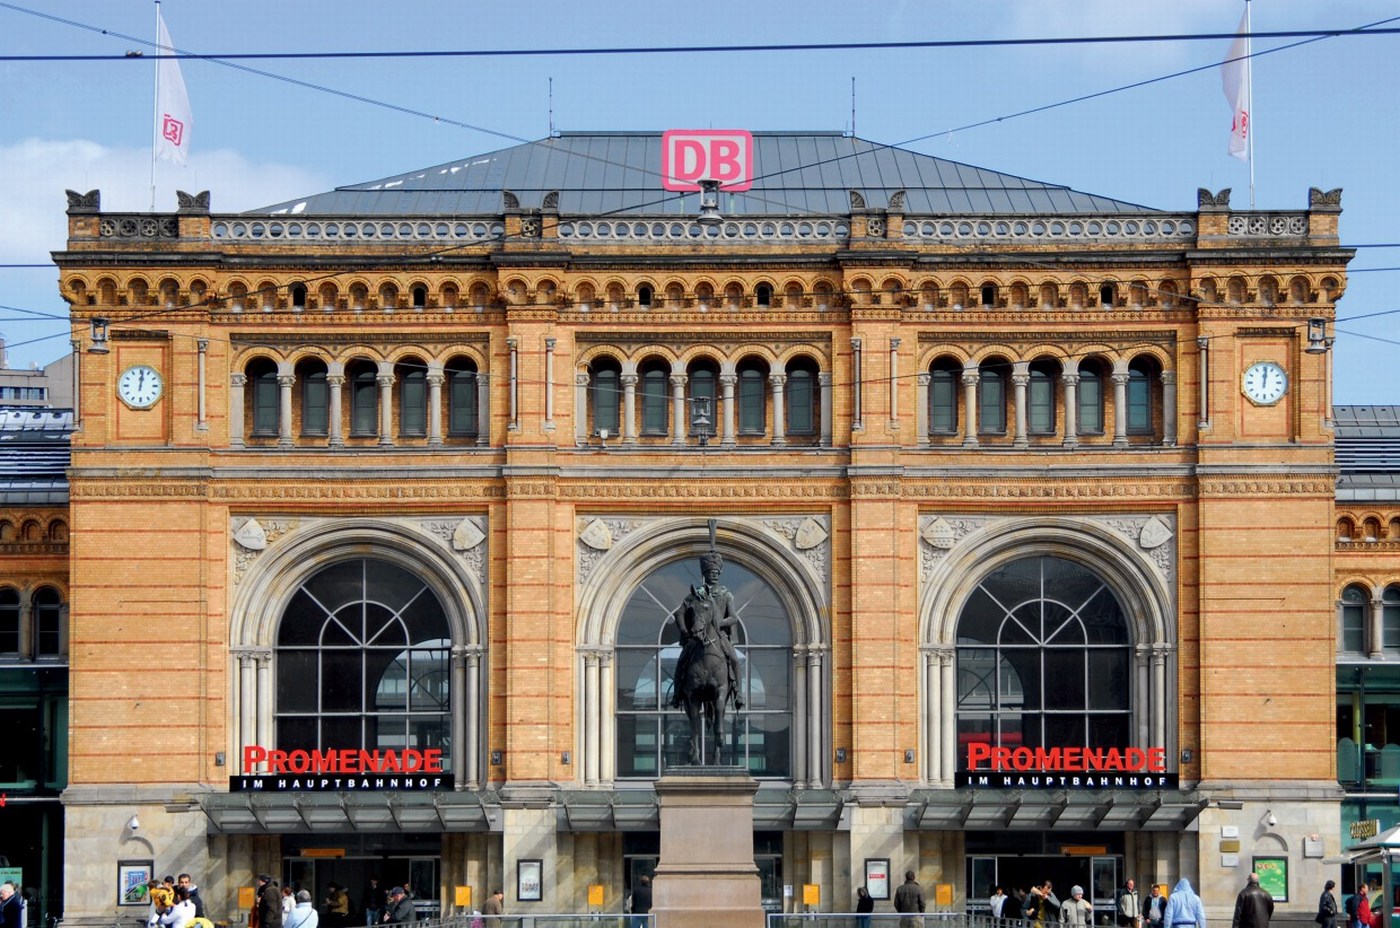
[1242,361,1288,405]
[117,364,164,409]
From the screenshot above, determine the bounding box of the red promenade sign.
[661,129,754,192]
[231,745,451,792]
[956,744,1177,790]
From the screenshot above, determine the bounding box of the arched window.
[349,361,379,437]
[290,283,307,310]
[248,359,280,437]
[0,588,19,655]
[398,360,428,437]
[1385,587,1400,653]
[978,363,1006,435]
[614,558,792,778]
[412,285,428,309]
[956,556,1132,760]
[275,559,452,769]
[591,360,622,437]
[1028,360,1059,435]
[32,587,62,657]
[1340,585,1368,653]
[298,360,329,437]
[637,285,653,308]
[928,359,960,436]
[639,363,669,436]
[738,363,768,435]
[756,283,773,307]
[786,360,818,436]
[1078,363,1105,434]
[446,358,479,438]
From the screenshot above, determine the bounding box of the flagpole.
[150,0,160,211]
[1246,0,1255,208]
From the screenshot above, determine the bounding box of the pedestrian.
[1062,886,1093,926]
[1162,879,1206,928]
[856,886,875,928]
[1027,882,1060,928]
[285,890,320,928]
[1147,885,1166,928]
[894,870,927,928]
[281,887,295,919]
[0,882,22,928]
[1119,880,1142,928]
[383,886,415,924]
[631,875,653,928]
[482,889,504,919]
[1233,873,1273,928]
[160,886,198,928]
[149,880,175,928]
[325,884,351,928]
[1317,881,1338,928]
[361,877,386,928]
[257,875,284,928]
[178,875,206,921]
[991,886,1008,924]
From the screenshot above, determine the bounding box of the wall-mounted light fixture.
[1180,749,1193,764]
[87,317,110,354]
[903,749,915,764]
[835,748,847,764]
[690,395,713,446]
[697,179,723,226]
[1306,318,1334,355]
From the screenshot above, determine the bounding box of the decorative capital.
[65,189,100,212]
[1197,187,1231,209]
[1309,187,1342,209]
[176,190,211,212]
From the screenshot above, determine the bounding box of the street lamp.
[690,395,714,446]
[1305,318,1333,354]
[87,317,110,354]
[697,179,723,226]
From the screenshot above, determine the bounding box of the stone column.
[819,372,833,447]
[670,373,687,445]
[71,340,82,430]
[277,369,295,448]
[923,646,940,782]
[465,644,483,789]
[254,649,273,751]
[939,647,956,784]
[621,372,639,445]
[792,644,808,788]
[1162,370,1178,447]
[1134,644,1151,745]
[1011,361,1029,448]
[720,372,738,447]
[805,646,823,787]
[426,367,445,447]
[916,372,930,445]
[506,337,519,432]
[575,371,590,444]
[235,649,258,770]
[376,363,395,446]
[1197,336,1211,430]
[229,372,247,448]
[850,338,863,431]
[1151,645,1168,749]
[544,337,556,429]
[888,338,901,427]
[769,372,787,446]
[451,645,467,781]
[196,338,208,431]
[1372,595,1385,660]
[327,367,345,448]
[476,372,490,446]
[583,650,602,786]
[1111,370,1130,447]
[961,367,979,448]
[1062,372,1079,448]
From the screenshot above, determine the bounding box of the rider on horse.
[671,549,744,710]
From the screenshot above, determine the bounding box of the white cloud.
[0,138,327,264]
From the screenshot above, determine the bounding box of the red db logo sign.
[661,129,754,192]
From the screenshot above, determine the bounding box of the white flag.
[154,6,192,165]
[1220,7,1251,161]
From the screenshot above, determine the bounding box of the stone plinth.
[652,766,764,928]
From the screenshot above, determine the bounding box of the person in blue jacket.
[1162,878,1207,928]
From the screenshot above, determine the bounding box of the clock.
[117,364,164,409]
[1242,361,1288,406]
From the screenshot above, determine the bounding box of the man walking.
[1119,880,1142,928]
[894,870,927,928]
[1232,873,1274,928]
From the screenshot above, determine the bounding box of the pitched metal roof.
[0,407,72,506]
[254,132,1155,218]
[1335,406,1400,502]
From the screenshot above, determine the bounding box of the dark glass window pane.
[1029,370,1054,434]
[0,588,18,654]
[409,648,451,710]
[276,716,318,755]
[747,649,790,711]
[930,370,957,433]
[739,370,765,433]
[322,651,364,712]
[400,369,427,436]
[351,369,378,436]
[615,714,656,778]
[617,648,658,711]
[1042,713,1084,749]
[302,371,328,436]
[1088,714,1131,750]
[252,370,279,435]
[1079,371,1103,433]
[787,370,814,434]
[979,370,1005,433]
[1000,650,1041,711]
[1342,603,1366,652]
[957,589,1002,644]
[1127,370,1151,432]
[1043,651,1085,710]
[959,713,994,751]
[448,369,478,436]
[278,651,319,712]
[593,369,620,433]
[745,713,791,778]
[641,370,668,435]
[957,649,997,707]
[1088,651,1131,709]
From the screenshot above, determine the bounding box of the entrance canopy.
[913,788,1205,831]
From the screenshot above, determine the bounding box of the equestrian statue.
[670,524,744,765]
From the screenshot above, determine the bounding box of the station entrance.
[966,832,1125,916]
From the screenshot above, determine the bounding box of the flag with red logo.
[154,5,192,165]
[1220,6,1251,161]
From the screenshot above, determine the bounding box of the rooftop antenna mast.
[850,76,856,137]
[548,76,555,137]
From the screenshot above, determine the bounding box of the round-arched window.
[615,558,792,779]
[276,558,452,769]
[956,556,1132,764]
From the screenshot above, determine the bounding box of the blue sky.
[1,1,1396,403]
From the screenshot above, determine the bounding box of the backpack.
[1346,895,1359,919]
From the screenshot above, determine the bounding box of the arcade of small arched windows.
[922,348,1176,448]
[63,270,1343,315]
[1337,513,1400,547]
[578,347,829,448]
[0,517,69,545]
[230,349,488,449]
[0,582,68,660]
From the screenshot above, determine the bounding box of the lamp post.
[690,394,714,446]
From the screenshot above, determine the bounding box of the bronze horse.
[675,625,731,765]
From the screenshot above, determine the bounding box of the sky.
[1,1,1397,403]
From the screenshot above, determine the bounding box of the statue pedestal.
[652,766,764,928]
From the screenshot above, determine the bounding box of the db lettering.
[661,129,754,192]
